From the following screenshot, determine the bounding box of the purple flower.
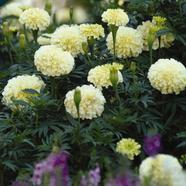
[106,173,140,186]
[47,151,69,186]
[12,181,31,186]
[80,165,101,186]
[144,134,161,156]
[32,162,46,185]
[31,151,69,186]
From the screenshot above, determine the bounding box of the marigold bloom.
[51,25,86,57]
[2,75,45,107]
[139,154,186,186]
[80,24,105,39]
[116,138,141,160]
[64,85,106,120]
[88,63,123,89]
[19,8,50,31]
[107,26,143,58]
[34,45,74,77]
[102,8,129,26]
[148,58,186,94]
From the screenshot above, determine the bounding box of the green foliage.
[0,0,186,185]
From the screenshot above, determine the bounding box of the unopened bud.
[74,88,81,116]
[110,67,119,89]
[147,27,158,48]
[82,42,89,54]
[2,22,9,37]
[130,62,136,73]
[45,0,52,14]
[19,34,25,49]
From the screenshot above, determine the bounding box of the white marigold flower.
[116,138,141,160]
[37,33,52,45]
[137,20,174,51]
[80,24,105,39]
[107,26,143,58]
[139,154,186,186]
[2,75,45,107]
[101,8,129,26]
[0,2,23,17]
[19,8,50,31]
[64,85,106,120]
[34,45,74,77]
[148,58,186,95]
[88,63,123,89]
[51,25,86,57]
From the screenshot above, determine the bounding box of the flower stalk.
[110,25,118,60]
[50,77,58,99]
[110,67,122,109]
[74,88,81,124]
[32,29,38,44]
[69,7,74,25]
[87,36,95,57]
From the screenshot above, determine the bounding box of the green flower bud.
[147,26,158,49]
[110,67,119,89]
[2,22,9,37]
[19,34,25,49]
[74,88,81,116]
[45,0,52,15]
[82,42,89,54]
[130,62,137,73]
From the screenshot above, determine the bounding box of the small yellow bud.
[152,16,167,28]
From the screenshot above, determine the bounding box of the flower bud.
[74,88,81,115]
[2,22,9,37]
[45,0,52,15]
[110,67,119,89]
[147,27,158,48]
[19,34,26,49]
[82,42,89,54]
[130,62,136,73]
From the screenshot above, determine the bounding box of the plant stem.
[85,53,93,67]
[114,86,122,110]
[158,36,161,58]
[8,47,13,65]
[50,78,58,99]
[0,166,4,186]
[110,25,118,60]
[35,113,39,128]
[32,29,38,44]
[88,37,95,57]
[69,7,74,25]
[148,43,153,64]
[23,26,29,43]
